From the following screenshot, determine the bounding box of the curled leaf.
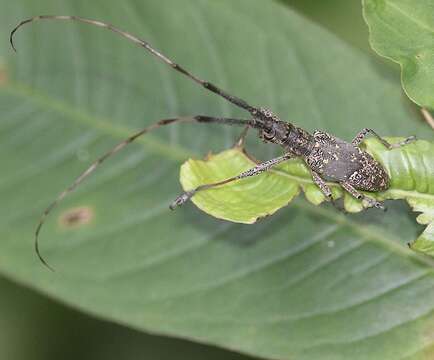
[180,137,434,253]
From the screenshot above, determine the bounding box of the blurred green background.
[1,1,378,359]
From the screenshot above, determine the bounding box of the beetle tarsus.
[169,190,195,210]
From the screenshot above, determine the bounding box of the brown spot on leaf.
[59,206,94,228]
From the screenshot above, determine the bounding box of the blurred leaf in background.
[1,1,433,360]
[281,0,370,52]
[0,275,253,360]
[363,0,434,108]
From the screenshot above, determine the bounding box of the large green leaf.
[0,275,251,360]
[1,1,434,359]
[363,0,434,108]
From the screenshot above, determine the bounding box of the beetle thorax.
[253,108,294,146]
[283,126,314,156]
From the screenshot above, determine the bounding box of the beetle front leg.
[233,125,250,148]
[311,171,333,199]
[340,181,386,210]
[352,128,415,149]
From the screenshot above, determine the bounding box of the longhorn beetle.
[10,15,415,270]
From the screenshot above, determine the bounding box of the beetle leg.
[233,125,250,148]
[311,171,333,199]
[170,153,294,209]
[340,181,386,211]
[352,128,415,149]
[310,171,345,212]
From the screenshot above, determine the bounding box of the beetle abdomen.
[347,156,389,191]
[305,132,390,192]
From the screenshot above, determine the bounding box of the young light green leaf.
[181,138,434,253]
[362,0,434,108]
[366,137,434,255]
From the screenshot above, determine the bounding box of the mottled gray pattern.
[305,131,389,191]
[250,109,407,209]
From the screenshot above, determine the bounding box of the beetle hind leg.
[340,181,386,211]
[310,171,346,213]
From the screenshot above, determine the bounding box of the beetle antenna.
[10,15,259,115]
[32,116,259,270]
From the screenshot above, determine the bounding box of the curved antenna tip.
[10,27,18,52]
[36,245,55,272]
[10,18,34,53]
[35,225,55,272]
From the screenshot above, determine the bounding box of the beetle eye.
[263,128,275,140]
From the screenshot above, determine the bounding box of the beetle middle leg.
[340,181,385,210]
[310,170,345,212]
[352,128,415,149]
[234,125,250,148]
[170,153,294,209]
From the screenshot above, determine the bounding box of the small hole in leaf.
[59,206,94,228]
